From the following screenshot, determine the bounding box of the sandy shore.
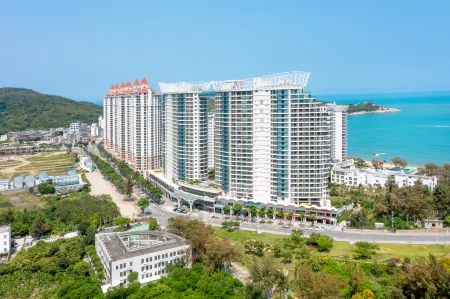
[86,171,140,218]
[364,161,420,169]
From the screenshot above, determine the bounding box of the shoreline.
[363,160,420,169]
[349,108,401,116]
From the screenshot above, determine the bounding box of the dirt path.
[86,171,140,219]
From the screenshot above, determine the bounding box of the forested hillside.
[0,88,102,134]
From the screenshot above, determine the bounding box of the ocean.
[319,91,450,166]
[93,91,450,166]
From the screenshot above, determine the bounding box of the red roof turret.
[133,79,140,86]
[141,77,148,85]
[126,81,132,88]
[115,84,119,89]
[120,83,125,88]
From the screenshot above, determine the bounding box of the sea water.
[319,91,450,165]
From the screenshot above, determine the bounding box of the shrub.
[354,242,379,259]
[316,235,334,252]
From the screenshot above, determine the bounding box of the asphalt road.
[148,202,450,245]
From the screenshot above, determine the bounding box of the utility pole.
[391,210,394,232]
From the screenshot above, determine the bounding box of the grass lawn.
[214,228,450,260]
[0,191,43,210]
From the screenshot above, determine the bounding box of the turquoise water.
[94,91,450,165]
[319,91,450,165]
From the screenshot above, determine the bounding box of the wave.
[416,125,450,128]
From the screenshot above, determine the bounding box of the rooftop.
[0,225,11,233]
[24,175,35,182]
[97,231,188,261]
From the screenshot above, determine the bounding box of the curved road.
[148,203,450,245]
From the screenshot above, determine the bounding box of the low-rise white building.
[331,160,438,189]
[0,180,9,191]
[0,225,11,255]
[95,231,190,290]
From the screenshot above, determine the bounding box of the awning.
[214,204,224,209]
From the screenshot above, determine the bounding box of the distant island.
[0,88,102,135]
[347,101,401,116]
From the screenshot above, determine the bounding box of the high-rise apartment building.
[327,104,348,162]
[212,72,331,206]
[208,111,215,169]
[159,82,210,184]
[103,78,162,171]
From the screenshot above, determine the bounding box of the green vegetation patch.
[0,87,102,135]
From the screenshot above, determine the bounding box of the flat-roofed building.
[12,176,24,189]
[0,180,9,191]
[24,175,35,187]
[95,231,190,289]
[0,225,11,255]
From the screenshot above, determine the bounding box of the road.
[147,202,450,245]
[85,145,450,245]
[86,171,140,219]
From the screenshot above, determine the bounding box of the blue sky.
[1,0,449,102]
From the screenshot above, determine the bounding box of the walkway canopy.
[170,190,215,211]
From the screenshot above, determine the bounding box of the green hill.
[0,88,102,135]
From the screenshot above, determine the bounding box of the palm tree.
[287,212,294,225]
[310,214,317,226]
[299,211,305,223]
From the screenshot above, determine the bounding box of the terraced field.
[0,151,76,179]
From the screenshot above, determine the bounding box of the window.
[130,262,133,266]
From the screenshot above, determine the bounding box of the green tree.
[309,214,317,225]
[204,237,239,273]
[125,177,133,200]
[148,217,158,231]
[258,207,266,219]
[287,212,294,224]
[348,264,364,296]
[127,271,138,283]
[83,224,96,245]
[115,217,131,227]
[137,198,149,212]
[433,183,450,217]
[37,182,55,194]
[395,255,450,299]
[73,261,91,276]
[391,181,433,222]
[293,264,342,299]
[30,215,50,238]
[223,205,231,215]
[232,203,242,219]
[267,207,274,219]
[249,205,258,220]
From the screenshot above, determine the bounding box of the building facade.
[95,231,190,289]
[0,225,11,255]
[331,160,438,189]
[103,78,163,171]
[212,72,331,206]
[159,82,210,184]
[208,111,215,169]
[327,103,348,162]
